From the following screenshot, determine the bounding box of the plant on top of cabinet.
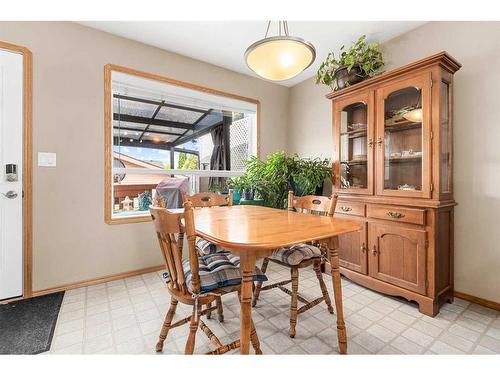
[316,35,384,91]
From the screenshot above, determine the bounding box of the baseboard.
[31,264,164,298]
[454,291,500,312]
[0,295,24,305]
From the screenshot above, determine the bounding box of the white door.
[0,49,23,300]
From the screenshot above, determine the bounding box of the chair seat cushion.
[163,252,267,294]
[195,237,225,255]
[269,243,322,266]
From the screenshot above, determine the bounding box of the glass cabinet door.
[375,73,432,197]
[333,92,374,194]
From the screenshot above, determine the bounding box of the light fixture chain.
[264,21,271,38]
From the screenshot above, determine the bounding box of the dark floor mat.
[0,292,64,354]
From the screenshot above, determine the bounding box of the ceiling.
[80,21,426,87]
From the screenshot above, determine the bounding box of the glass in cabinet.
[376,73,432,197]
[333,92,374,194]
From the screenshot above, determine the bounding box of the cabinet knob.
[377,137,383,147]
[360,243,367,253]
[339,205,352,212]
[368,138,374,148]
[372,245,378,256]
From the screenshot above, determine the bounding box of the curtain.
[208,124,227,190]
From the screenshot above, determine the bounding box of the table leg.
[328,236,347,354]
[239,252,256,354]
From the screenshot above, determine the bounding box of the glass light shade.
[245,36,316,81]
[403,108,423,122]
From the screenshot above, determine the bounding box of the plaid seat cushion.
[163,252,267,294]
[269,243,322,266]
[195,237,225,255]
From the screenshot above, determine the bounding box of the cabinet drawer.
[335,201,365,217]
[367,205,425,225]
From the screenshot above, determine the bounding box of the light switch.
[38,152,57,167]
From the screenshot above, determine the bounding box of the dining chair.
[182,191,233,257]
[150,201,266,354]
[252,191,339,338]
[183,191,233,209]
[182,191,234,321]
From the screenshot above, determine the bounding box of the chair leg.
[252,258,269,307]
[215,296,224,322]
[184,304,201,355]
[156,298,178,352]
[289,267,299,338]
[250,318,262,354]
[314,259,334,314]
[206,302,212,319]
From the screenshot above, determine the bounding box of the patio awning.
[112,93,227,151]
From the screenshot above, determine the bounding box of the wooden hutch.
[327,52,461,316]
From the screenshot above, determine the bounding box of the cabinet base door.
[368,223,426,294]
[338,222,367,274]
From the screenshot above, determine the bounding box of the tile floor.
[48,261,500,354]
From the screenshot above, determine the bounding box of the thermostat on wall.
[38,152,57,167]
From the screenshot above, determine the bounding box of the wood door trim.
[0,40,33,298]
[454,291,500,312]
[30,264,164,298]
[104,64,261,225]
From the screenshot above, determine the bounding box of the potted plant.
[230,172,256,201]
[244,151,332,209]
[240,176,255,201]
[209,182,228,194]
[245,152,294,209]
[316,35,384,91]
[291,157,332,197]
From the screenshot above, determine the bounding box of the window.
[104,65,259,224]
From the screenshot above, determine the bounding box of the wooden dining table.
[191,204,362,354]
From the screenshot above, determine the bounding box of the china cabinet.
[326,52,461,316]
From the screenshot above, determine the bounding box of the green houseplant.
[291,157,332,197]
[209,182,228,194]
[316,35,384,91]
[228,175,253,201]
[243,151,332,209]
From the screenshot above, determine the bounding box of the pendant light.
[245,21,316,81]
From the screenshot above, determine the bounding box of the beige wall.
[0,22,289,291]
[288,21,500,303]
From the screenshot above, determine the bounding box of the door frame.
[0,40,33,299]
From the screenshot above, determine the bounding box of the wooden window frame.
[104,64,261,225]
